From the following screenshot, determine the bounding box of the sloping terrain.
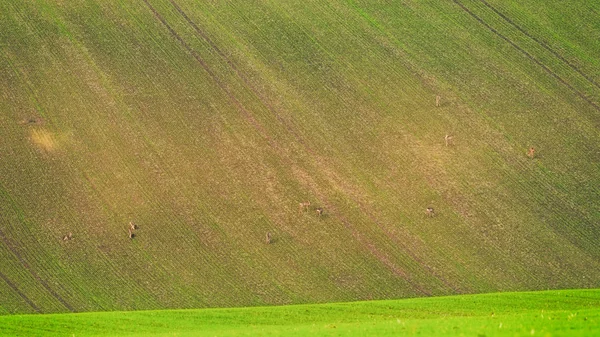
[0,0,599,314]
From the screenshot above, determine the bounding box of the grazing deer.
[444,134,454,147]
[129,221,138,231]
[436,95,441,107]
[128,228,134,239]
[62,232,72,241]
[426,207,435,217]
[299,201,311,213]
[527,147,535,159]
[316,207,324,218]
[266,232,272,244]
[19,117,42,125]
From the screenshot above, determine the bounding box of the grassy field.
[0,0,599,314]
[1,289,599,336]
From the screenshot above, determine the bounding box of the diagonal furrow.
[453,0,600,113]
[141,0,272,145]
[355,200,463,294]
[0,269,40,313]
[478,0,600,91]
[307,185,431,296]
[0,229,74,312]
[339,215,431,296]
[167,0,314,155]
[163,1,442,295]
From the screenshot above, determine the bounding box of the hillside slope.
[0,0,599,314]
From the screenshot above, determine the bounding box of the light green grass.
[1,289,599,336]
[0,0,598,314]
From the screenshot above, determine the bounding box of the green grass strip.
[0,289,598,336]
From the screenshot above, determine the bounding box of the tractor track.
[162,2,448,292]
[307,185,431,297]
[141,0,273,147]
[149,0,456,296]
[167,0,314,155]
[478,0,600,91]
[453,0,600,112]
[0,229,73,312]
[339,215,432,297]
[0,269,40,313]
[355,200,463,294]
[144,0,427,298]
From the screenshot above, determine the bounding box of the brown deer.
[62,232,72,241]
[316,207,324,218]
[527,147,535,159]
[436,95,441,107]
[426,207,435,217]
[128,228,134,239]
[129,222,138,231]
[444,134,454,147]
[266,232,272,244]
[299,201,311,213]
[19,116,42,125]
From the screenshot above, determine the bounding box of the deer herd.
[62,96,538,245]
[261,95,538,244]
[62,222,140,242]
[298,201,325,218]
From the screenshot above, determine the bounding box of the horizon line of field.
[3,288,600,318]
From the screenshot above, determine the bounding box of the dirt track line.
[308,185,431,296]
[478,0,600,91]
[452,0,600,112]
[340,216,431,296]
[0,269,40,313]
[141,0,272,145]
[167,0,314,155]
[0,229,74,312]
[355,200,463,294]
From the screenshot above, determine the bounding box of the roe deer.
[445,134,454,147]
[426,207,435,217]
[299,201,311,213]
[316,207,324,218]
[266,232,272,244]
[527,147,535,159]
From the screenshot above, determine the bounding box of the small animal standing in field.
[19,116,43,125]
[62,232,72,241]
[426,207,435,217]
[444,134,454,147]
[316,207,324,218]
[527,147,535,159]
[436,95,441,107]
[266,232,272,244]
[128,221,139,239]
[299,201,311,213]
